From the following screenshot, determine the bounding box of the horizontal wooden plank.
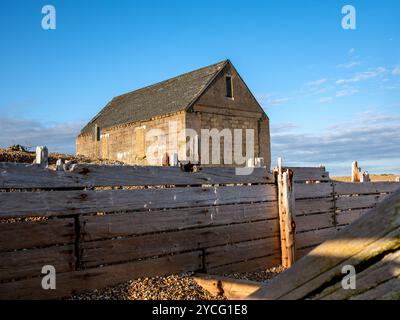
[335,194,389,211]
[82,202,278,241]
[193,273,262,300]
[0,184,277,218]
[336,209,370,226]
[0,251,203,299]
[204,238,279,269]
[286,167,329,182]
[294,183,333,200]
[82,220,279,268]
[295,246,316,260]
[0,245,75,282]
[207,255,281,275]
[0,163,274,189]
[0,219,74,251]
[334,182,400,196]
[294,198,334,216]
[295,212,335,232]
[295,227,341,249]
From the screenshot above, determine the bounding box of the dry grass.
[332,174,400,182]
[0,148,124,165]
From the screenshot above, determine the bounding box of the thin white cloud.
[315,97,333,104]
[267,97,292,106]
[349,48,355,55]
[392,66,400,76]
[271,122,299,132]
[336,61,361,69]
[336,88,359,97]
[336,67,386,84]
[305,78,327,86]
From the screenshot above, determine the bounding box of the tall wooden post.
[277,158,296,268]
[352,161,360,182]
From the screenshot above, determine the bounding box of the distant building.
[76,60,271,167]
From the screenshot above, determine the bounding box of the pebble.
[70,267,284,300]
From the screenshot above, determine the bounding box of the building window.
[97,126,101,141]
[93,124,101,142]
[226,76,233,98]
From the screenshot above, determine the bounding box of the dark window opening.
[96,125,101,141]
[226,76,233,98]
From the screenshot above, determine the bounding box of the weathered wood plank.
[277,168,295,268]
[193,273,263,299]
[204,238,279,269]
[295,212,335,232]
[334,182,400,196]
[82,220,279,268]
[82,202,278,241]
[295,246,316,260]
[351,277,400,300]
[295,227,341,249]
[294,198,334,216]
[208,255,281,274]
[0,245,75,282]
[0,184,277,218]
[0,251,203,299]
[286,167,329,182]
[0,163,274,189]
[335,209,369,226]
[249,188,400,300]
[312,250,400,300]
[335,194,388,211]
[294,182,333,200]
[0,219,74,251]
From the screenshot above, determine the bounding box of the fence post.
[35,146,48,167]
[277,158,296,268]
[351,161,361,182]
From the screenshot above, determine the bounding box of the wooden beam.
[0,163,275,189]
[192,273,262,300]
[277,159,296,268]
[0,184,277,218]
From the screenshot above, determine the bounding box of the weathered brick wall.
[77,112,187,165]
[190,111,266,167]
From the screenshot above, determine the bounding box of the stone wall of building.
[188,110,270,168]
[76,112,187,165]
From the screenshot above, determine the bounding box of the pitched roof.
[80,60,229,134]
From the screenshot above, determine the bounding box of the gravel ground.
[70,267,285,300]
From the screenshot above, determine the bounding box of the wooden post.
[254,157,264,168]
[277,158,296,268]
[361,171,370,183]
[35,146,48,167]
[351,161,361,182]
[56,159,64,171]
[171,153,179,166]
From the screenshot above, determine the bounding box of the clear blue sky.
[0,0,399,175]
